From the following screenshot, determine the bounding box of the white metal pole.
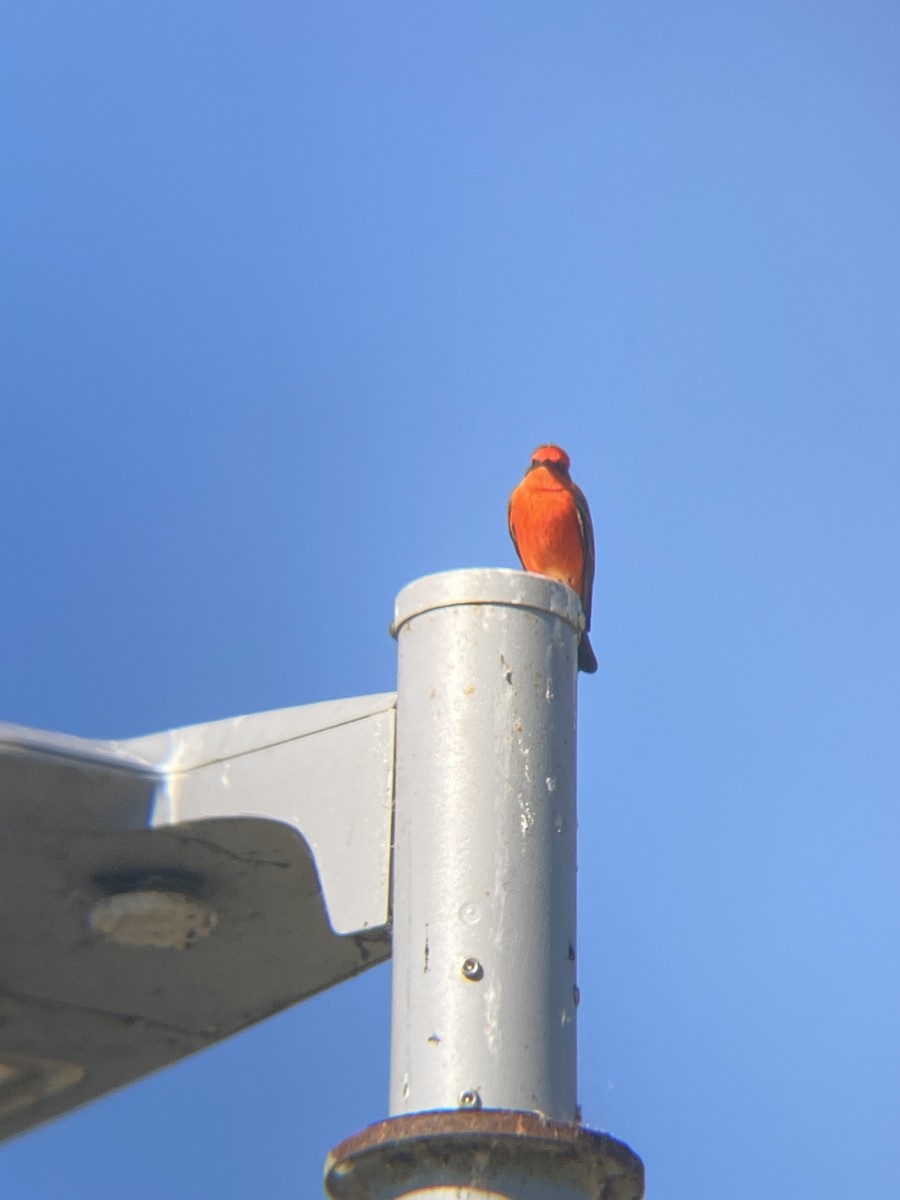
[389,568,581,1120]
[324,569,643,1200]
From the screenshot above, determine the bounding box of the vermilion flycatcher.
[508,444,598,673]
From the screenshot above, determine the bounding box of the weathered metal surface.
[324,1110,645,1200]
[390,569,582,1120]
[0,694,395,1141]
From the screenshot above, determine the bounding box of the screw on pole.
[460,957,483,981]
[325,569,644,1200]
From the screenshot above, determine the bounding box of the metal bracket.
[0,693,395,1141]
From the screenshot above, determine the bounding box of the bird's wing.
[507,493,523,564]
[571,482,595,631]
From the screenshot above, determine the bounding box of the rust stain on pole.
[325,1109,644,1200]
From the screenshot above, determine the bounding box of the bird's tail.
[578,630,598,674]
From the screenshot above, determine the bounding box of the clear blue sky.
[2,3,898,1196]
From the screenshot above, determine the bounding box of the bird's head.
[530,444,571,474]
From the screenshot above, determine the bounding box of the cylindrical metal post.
[324,569,644,1200]
[389,568,581,1120]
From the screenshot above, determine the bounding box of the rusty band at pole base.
[324,1110,645,1200]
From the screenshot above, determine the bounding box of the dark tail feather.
[578,630,598,674]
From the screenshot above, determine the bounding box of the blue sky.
[2,3,898,1196]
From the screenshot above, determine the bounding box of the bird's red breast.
[508,444,597,673]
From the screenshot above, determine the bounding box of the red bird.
[508,444,598,673]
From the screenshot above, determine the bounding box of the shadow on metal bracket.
[0,693,395,1142]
